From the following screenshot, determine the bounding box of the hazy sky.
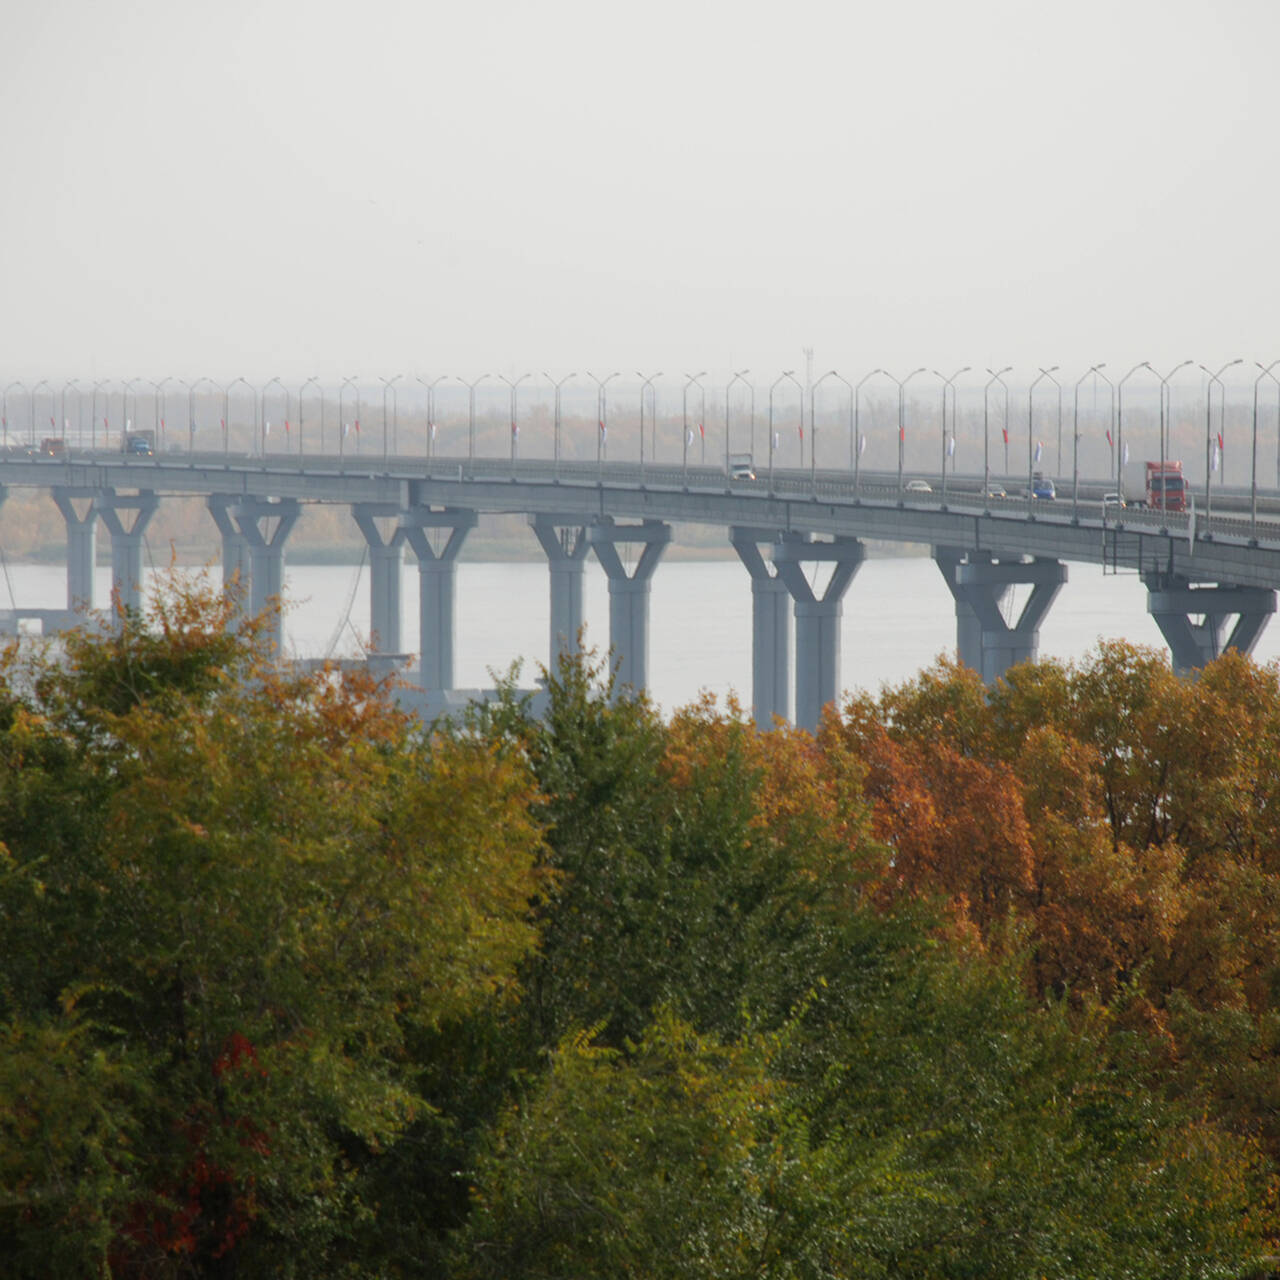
[2,0,1276,385]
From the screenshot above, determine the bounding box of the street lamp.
[379,374,402,461]
[261,376,287,456]
[853,369,883,489]
[637,371,662,476]
[146,377,174,450]
[456,374,490,464]
[225,377,254,457]
[983,367,1012,500]
[339,376,360,459]
[810,369,839,491]
[1199,361,1241,517]
[1252,361,1280,540]
[588,371,621,471]
[1071,364,1109,522]
[417,375,450,460]
[725,368,750,475]
[1028,366,1060,500]
[542,372,576,476]
[187,377,216,452]
[3,381,26,448]
[298,376,321,456]
[499,373,531,462]
[1115,362,1151,504]
[122,377,145,447]
[681,371,707,481]
[882,367,926,496]
[60,378,79,445]
[768,370,801,490]
[1151,360,1194,518]
[90,380,111,450]
[932,366,970,505]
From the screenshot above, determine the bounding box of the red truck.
[1143,460,1186,511]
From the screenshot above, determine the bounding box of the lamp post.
[768,370,800,490]
[637,371,662,477]
[681,371,707,482]
[1155,361,1193,509]
[1028,366,1060,499]
[60,378,79,445]
[260,377,287,457]
[1252,361,1280,540]
[853,369,883,489]
[456,374,490,464]
[32,381,53,447]
[339,376,360,459]
[3,381,26,448]
[1199,360,1241,518]
[225,377,254,457]
[882,367,926,496]
[499,373,531,462]
[378,374,402,461]
[588,371,621,472]
[1071,364,1109,522]
[298,376,321,456]
[725,368,750,475]
[809,369,838,492]
[932,366,970,505]
[90,380,111,450]
[417,374,449,460]
[982,367,1012,500]
[1115,362,1151,503]
[187,377,215,452]
[543,372,576,477]
[146,377,173,450]
[122,377,145,448]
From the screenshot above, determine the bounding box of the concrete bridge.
[1,449,1278,730]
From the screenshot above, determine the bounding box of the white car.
[904,479,932,493]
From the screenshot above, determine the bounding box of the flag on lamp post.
[1034,441,1043,463]
[1002,426,1009,445]
[859,434,866,455]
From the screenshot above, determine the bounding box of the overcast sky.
[2,0,1276,387]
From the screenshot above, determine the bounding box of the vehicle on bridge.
[728,452,756,480]
[38,438,66,458]
[1032,472,1056,500]
[905,479,933,493]
[1143,460,1186,511]
[123,430,154,457]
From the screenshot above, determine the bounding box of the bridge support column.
[206,494,252,606]
[1142,572,1276,676]
[773,533,864,733]
[352,504,407,657]
[936,550,1066,684]
[232,498,301,652]
[530,514,590,663]
[588,517,671,696]
[730,526,792,729]
[52,488,99,614]
[97,491,159,618]
[402,508,477,690]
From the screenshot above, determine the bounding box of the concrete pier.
[97,490,159,617]
[773,533,864,732]
[531,514,591,663]
[1142,572,1276,675]
[401,507,476,690]
[352,503,408,656]
[935,548,1066,684]
[730,526,792,729]
[587,517,671,695]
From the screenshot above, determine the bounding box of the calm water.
[6,554,1273,713]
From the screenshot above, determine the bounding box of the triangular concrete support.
[1142,572,1276,675]
[935,549,1066,684]
[530,514,591,663]
[730,526,792,730]
[96,490,159,619]
[352,503,408,657]
[773,533,865,732]
[401,507,477,690]
[206,494,251,608]
[52,488,100,615]
[232,498,301,652]
[587,517,671,697]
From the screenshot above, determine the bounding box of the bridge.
[1,448,1277,730]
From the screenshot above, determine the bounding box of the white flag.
[859,434,867,456]
[947,435,956,458]
[1212,444,1221,473]
[1034,441,1043,463]
[1122,442,1130,465]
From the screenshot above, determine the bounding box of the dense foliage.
[1,583,1278,1276]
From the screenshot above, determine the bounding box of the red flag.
[284,419,291,433]
[220,418,226,431]
[799,424,804,442]
[1002,426,1009,445]
[698,421,705,439]
[354,418,360,434]
[1217,431,1224,451]
[900,425,906,443]
[1106,428,1113,447]
[49,415,55,429]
